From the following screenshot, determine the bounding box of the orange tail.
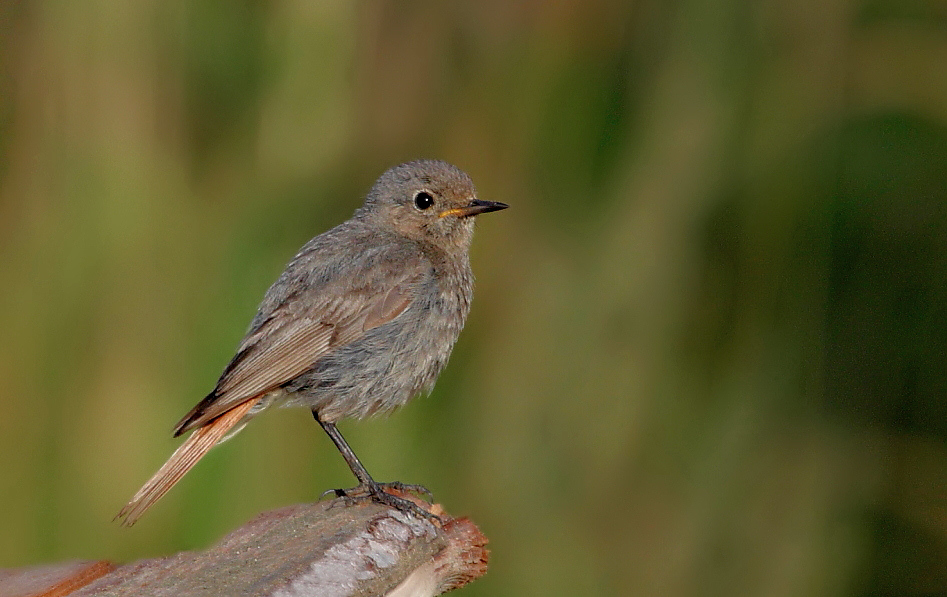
[116,396,261,526]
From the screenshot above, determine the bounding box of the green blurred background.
[2,1,946,595]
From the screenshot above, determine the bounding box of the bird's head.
[358,160,507,254]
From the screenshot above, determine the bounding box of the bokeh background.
[2,1,946,595]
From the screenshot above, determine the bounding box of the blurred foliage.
[1,1,946,595]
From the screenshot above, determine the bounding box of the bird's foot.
[321,480,433,500]
[321,481,440,523]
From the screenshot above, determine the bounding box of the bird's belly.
[280,305,462,421]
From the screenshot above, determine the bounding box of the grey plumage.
[117,160,506,525]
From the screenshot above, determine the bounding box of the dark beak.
[439,200,510,219]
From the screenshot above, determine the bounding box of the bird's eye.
[413,191,434,210]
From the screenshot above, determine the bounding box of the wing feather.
[174,257,426,433]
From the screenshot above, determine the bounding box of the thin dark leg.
[313,412,375,487]
[312,410,438,521]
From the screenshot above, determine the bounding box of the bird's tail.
[116,396,262,526]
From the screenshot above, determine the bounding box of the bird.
[116,160,507,525]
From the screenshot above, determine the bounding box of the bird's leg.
[312,410,437,520]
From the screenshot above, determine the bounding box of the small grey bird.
[117,160,506,525]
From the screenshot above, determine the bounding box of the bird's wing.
[173,258,426,435]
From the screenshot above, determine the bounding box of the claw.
[377,481,433,501]
[319,487,348,500]
[321,481,441,523]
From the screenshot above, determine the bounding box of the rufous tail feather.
[116,396,262,526]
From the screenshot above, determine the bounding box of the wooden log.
[0,560,115,597]
[0,496,488,597]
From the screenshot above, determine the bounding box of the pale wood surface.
[0,498,488,597]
